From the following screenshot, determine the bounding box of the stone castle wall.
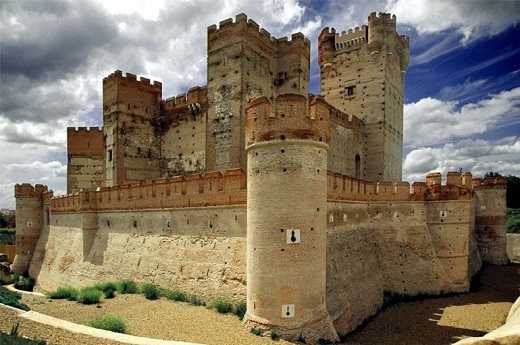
[67,127,104,193]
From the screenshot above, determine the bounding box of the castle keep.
[13,12,507,343]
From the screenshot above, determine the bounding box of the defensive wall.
[67,127,104,194]
[19,171,506,338]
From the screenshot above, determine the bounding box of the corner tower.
[206,14,310,172]
[11,184,50,274]
[318,12,409,181]
[102,70,162,186]
[244,94,338,343]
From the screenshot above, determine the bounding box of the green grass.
[117,279,138,294]
[0,286,29,311]
[140,283,159,300]
[77,287,102,305]
[208,296,233,314]
[93,282,117,299]
[160,287,187,302]
[0,228,15,245]
[46,286,79,301]
[233,300,247,320]
[187,293,205,306]
[507,208,520,233]
[88,315,127,333]
[0,331,47,345]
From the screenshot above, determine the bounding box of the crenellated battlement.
[163,86,207,110]
[335,25,368,50]
[472,176,507,189]
[208,13,310,51]
[316,95,364,132]
[328,171,476,202]
[14,184,49,198]
[67,127,103,134]
[245,94,329,147]
[51,169,246,213]
[368,12,396,27]
[103,70,162,90]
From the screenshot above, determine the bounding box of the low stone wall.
[507,233,520,263]
[453,296,520,345]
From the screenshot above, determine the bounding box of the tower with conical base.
[244,93,338,343]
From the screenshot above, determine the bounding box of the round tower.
[318,27,336,69]
[367,12,397,54]
[11,184,47,274]
[244,94,338,343]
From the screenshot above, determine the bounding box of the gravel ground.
[0,265,517,345]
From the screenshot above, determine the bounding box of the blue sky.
[1,0,519,208]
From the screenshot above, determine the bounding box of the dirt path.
[1,265,517,345]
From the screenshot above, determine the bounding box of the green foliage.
[0,286,29,311]
[77,287,102,305]
[233,299,247,320]
[187,293,205,306]
[0,228,15,245]
[208,296,233,314]
[0,331,47,345]
[13,276,35,292]
[270,330,278,340]
[2,272,19,286]
[140,283,159,300]
[46,286,79,301]
[117,279,138,294]
[93,282,117,299]
[88,315,127,334]
[251,327,262,336]
[161,287,187,302]
[507,208,520,233]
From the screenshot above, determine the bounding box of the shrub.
[94,282,117,299]
[140,283,159,300]
[117,279,138,294]
[233,300,247,320]
[251,327,262,336]
[208,296,233,314]
[187,294,204,306]
[14,276,35,292]
[270,330,278,340]
[77,287,102,305]
[0,286,29,311]
[88,315,127,333]
[46,286,79,301]
[161,287,187,302]
[0,331,47,344]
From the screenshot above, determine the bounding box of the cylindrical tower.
[11,184,47,274]
[244,94,338,343]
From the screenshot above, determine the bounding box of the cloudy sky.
[1,0,519,208]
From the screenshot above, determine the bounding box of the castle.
[12,12,507,343]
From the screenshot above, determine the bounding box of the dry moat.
[0,264,517,345]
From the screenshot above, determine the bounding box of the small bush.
[117,279,138,294]
[94,282,117,299]
[251,327,262,336]
[14,276,35,292]
[77,287,102,305]
[161,287,187,302]
[88,315,127,333]
[187,294,205,306]
[208,296,233,314]
[46,286,79,301]
[140,283,159,300]
[233,300,247,320]
[0,286,29,311]
[270,330,278,340]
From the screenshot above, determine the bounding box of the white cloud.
[404,87,520,147]
[387,0,520,42]
[403,137,520,183]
